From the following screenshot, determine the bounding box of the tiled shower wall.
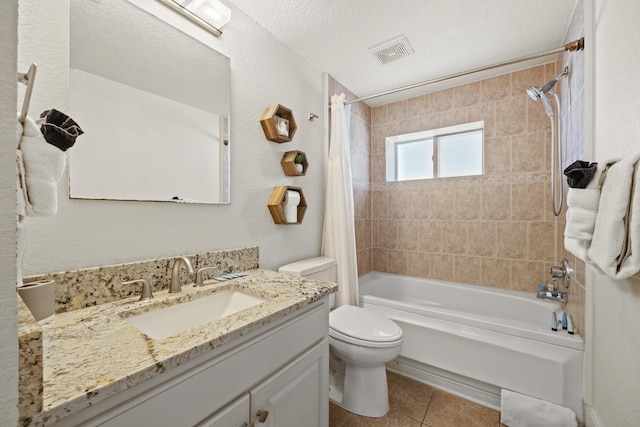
[557,0,586,338]
[329,0,584,336]
[328,78,373,277]
[369,63,560,293]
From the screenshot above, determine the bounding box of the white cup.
[18,279,56,324]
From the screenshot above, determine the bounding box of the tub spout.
[536,290,568,303]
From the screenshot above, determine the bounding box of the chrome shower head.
[527,86,541,101]
[526,86,554,117]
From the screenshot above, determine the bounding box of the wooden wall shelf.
[260,104,297,143]
[281,150,308,176]
[268,186,307,224]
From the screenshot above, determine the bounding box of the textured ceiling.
[232,0,578,106]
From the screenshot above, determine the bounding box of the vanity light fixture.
[158,0,231,36]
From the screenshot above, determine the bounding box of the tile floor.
[329,371,505,427]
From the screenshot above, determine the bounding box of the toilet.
[278,257,403,418]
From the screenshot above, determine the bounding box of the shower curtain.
[322,93,359,307]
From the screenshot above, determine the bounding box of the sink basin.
[125,290,266,340]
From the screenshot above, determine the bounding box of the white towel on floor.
[500,389,577,427]
[16,115,66,217]
[588,153,640,279]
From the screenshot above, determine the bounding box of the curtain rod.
[344,37,584,105]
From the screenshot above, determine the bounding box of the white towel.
[16,115,66,217]
[564,164,607,262]
[500,389,577,427]
[588,153,640,279]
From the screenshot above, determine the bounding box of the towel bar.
[18,63,38,125]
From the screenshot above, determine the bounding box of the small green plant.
[294,152,305,164]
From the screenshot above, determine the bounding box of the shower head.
[526,66,569,116]
[527,86,542,101]
[526,86,554,117]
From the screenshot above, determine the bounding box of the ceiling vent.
[369,35,415,65]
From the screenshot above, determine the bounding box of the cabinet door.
[196,394,250,427]
[251,339,328,427]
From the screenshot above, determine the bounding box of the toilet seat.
[329,305,403,348]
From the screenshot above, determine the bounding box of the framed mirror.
[69,0,231,204]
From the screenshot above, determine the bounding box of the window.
[386,121,484,182]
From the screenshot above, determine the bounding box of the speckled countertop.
[22,270,336,426]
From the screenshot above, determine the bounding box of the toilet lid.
[329,305,403,342]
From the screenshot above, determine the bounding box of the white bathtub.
[359,272,584,423]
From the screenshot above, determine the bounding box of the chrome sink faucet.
[169,257,194,293]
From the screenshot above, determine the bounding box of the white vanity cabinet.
[196,394,250,427]
[53,300,329,427]
[199,341,327,427]
[249,341,326,427]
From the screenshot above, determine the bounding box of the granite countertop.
[23,270,337,426]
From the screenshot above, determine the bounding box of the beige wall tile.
[455,255,482,284]
[371,105,387,125]
[408,188,432,219]
[387,250,408,275]
[419,221,443,253]
[528,222,556,262]
[496,96,527,136]
[453,186,481,220]
[481,258,511,288]
[371,153,385,183]
[430,253,455,281]
[512,65,545,95]
[407,95,430,118]
[454,81,482,107]
[388,100,408,123]
[371,190,387,219]
[482,184,511,220]
[429,88,455,113]
[378,220,398,249]
[387,188,409,219]
[441,221,468,255]
[512,132,545,173]
[431,186,456,220]
[357,250,371,277]
[484,136,512,175]
[468,221,497,257]
[398,221,422,252]
[482,73,512,101]
[497,222,528,259]
[469,102,496,139]
[512,182,546,221]
[527,96,552,133]
[408,252,430,278]
[510,260,547,292]
[372,248,388,272]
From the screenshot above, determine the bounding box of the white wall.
[589,0,640,425]
[17,0,326,275]
[0,1,19,424]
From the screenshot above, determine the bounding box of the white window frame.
[385,121,484,182]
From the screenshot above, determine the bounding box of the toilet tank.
[278,257,337,282]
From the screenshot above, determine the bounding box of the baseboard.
[387,356,501,411]
[585,407,601,427]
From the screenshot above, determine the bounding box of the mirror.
[69,0,230,204]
